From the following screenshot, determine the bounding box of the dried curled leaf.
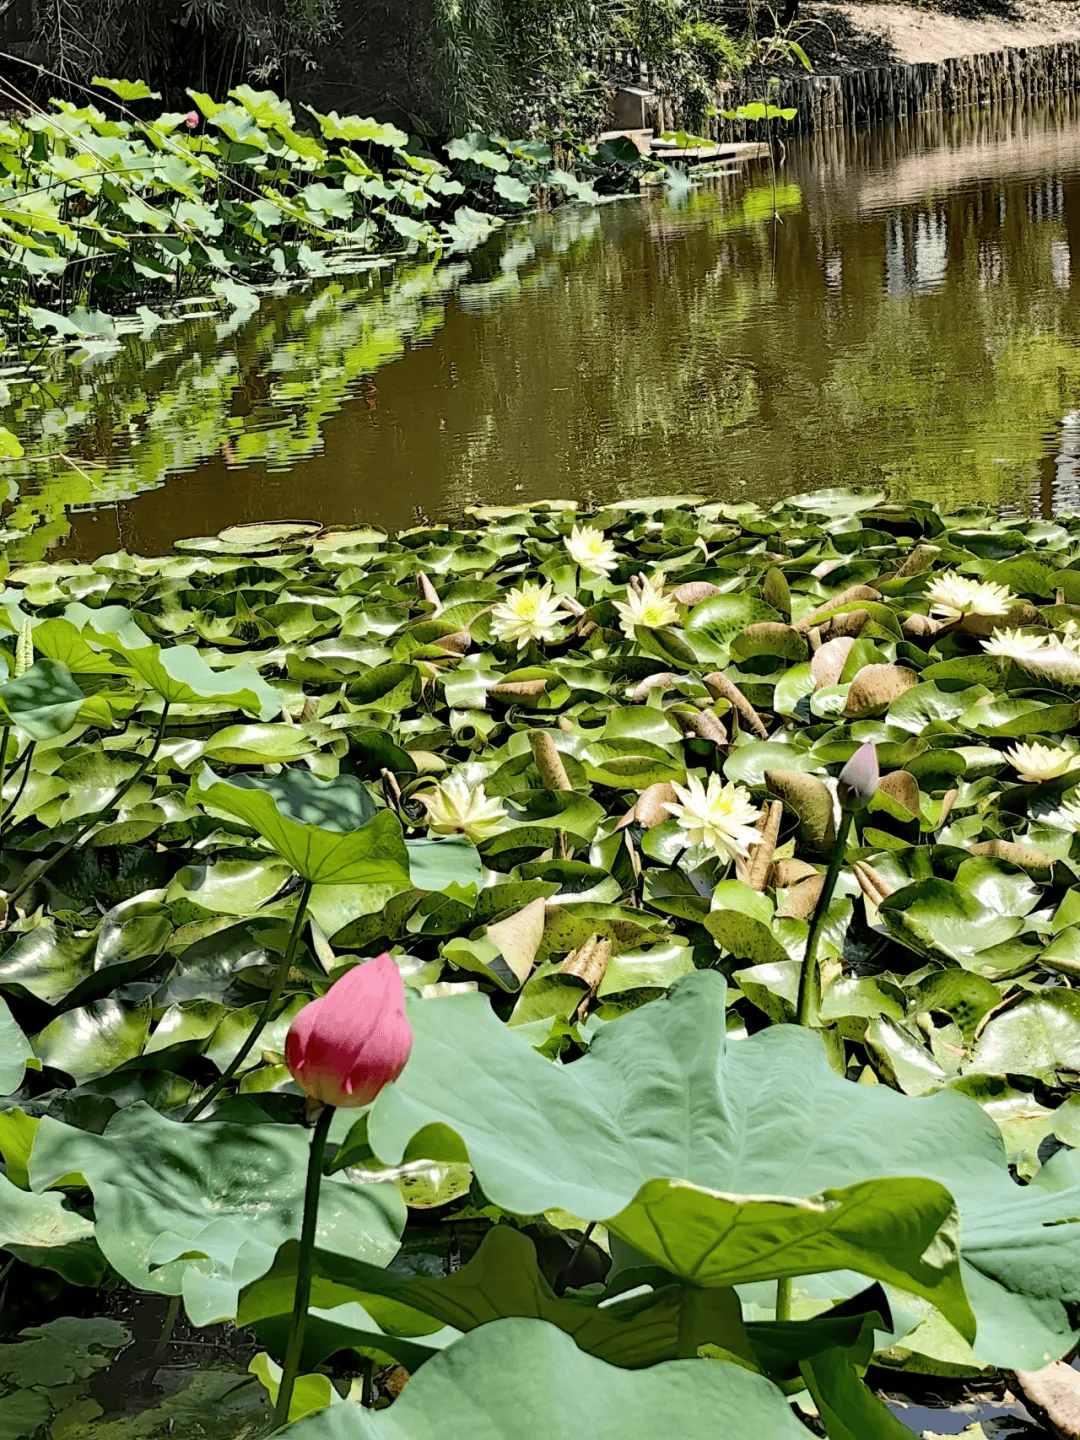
[488,679,548,701]
[937,787,959,830]
[772,858,819,888]
[670,581,722,606]
[561,933,612,994]
[844,663,919,719]
[529,731,572,792]
[416,572,442,614]
[777,873,825,920]
[893,544,941,579]
[966,839,1055,880]
[824,608,869,640]
[679,707,728,746]
[630,672,676,702]
[852,860,892,908]
[616,781,679,830]
[702,671,769,740]
[902,613,941,638]
[436,630,471,655]
[795,585,881,633]
[878,769,920,819]
[765,769,836,852]
[811,636,856,692]
[736,799,782,891]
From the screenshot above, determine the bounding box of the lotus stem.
[185,878,313,1122]
[775,1275,792,1323]
[0,739,33,847]
[274,1102,334,1427]
[8,704,170,906]
[795,812,852,1028]
[147,1294,181,1384]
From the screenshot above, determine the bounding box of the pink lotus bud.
[837,741,879,813]
[184,110,199,129]
[285,953,412,1108]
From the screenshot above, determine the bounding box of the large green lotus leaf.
[878,880,1026,966]
[0,1170,102,1285]
[405,836,483,894]
[29,1103,405,1325]
[0,996,32,1093]
[369,971,1080,1366]
[67,605,282,718]
[606,1175,965,1313]
[952,857,1042,919]
[239,1225,749,1371]
[190,766,410,886]
[279,1319,808,1439]
[800,1344,914,1440]
[0,660,85,740]
[30,617,123,674]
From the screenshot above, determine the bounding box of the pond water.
[8,96,1080,562]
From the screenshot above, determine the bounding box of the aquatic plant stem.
[184,878,313,1121]
[795,812,853,1028]
[775,1276,792,1323]
[8,704,170,906]
[274,1102,334,1428]
[147,1294,181,1383]
[0,741,34,827]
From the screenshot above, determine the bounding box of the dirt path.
[801,0,1080,70]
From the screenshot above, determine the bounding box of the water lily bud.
[184,110,199,129]
[836,742,879,813]
[285,953,412,1108]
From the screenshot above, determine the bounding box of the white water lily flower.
[1019,646,1080,687]
[925,571,1015,620]
[1004,741,1080,784]
[613,573,681,639]
[982,629,1049,664]
[491,580,563,649]
[663,774,762,864]
[417,775,508,843]
[1043,795,1080,831]
[565,524,618,577]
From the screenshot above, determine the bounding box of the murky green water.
[8,97,1080,561]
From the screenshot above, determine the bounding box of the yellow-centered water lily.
[491,580,563,649]
[925,571,1015,620]
[613,573,680,639]
[564,524,618,577]
[982,629,1049,665]
[1004,741,1080,784]
[663,774,761,864]
[417,775,509,842]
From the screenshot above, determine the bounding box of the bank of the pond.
[701,0,1080,136]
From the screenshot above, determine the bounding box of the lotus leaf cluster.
[6,490,1080,1433]
[0,80,644,352]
